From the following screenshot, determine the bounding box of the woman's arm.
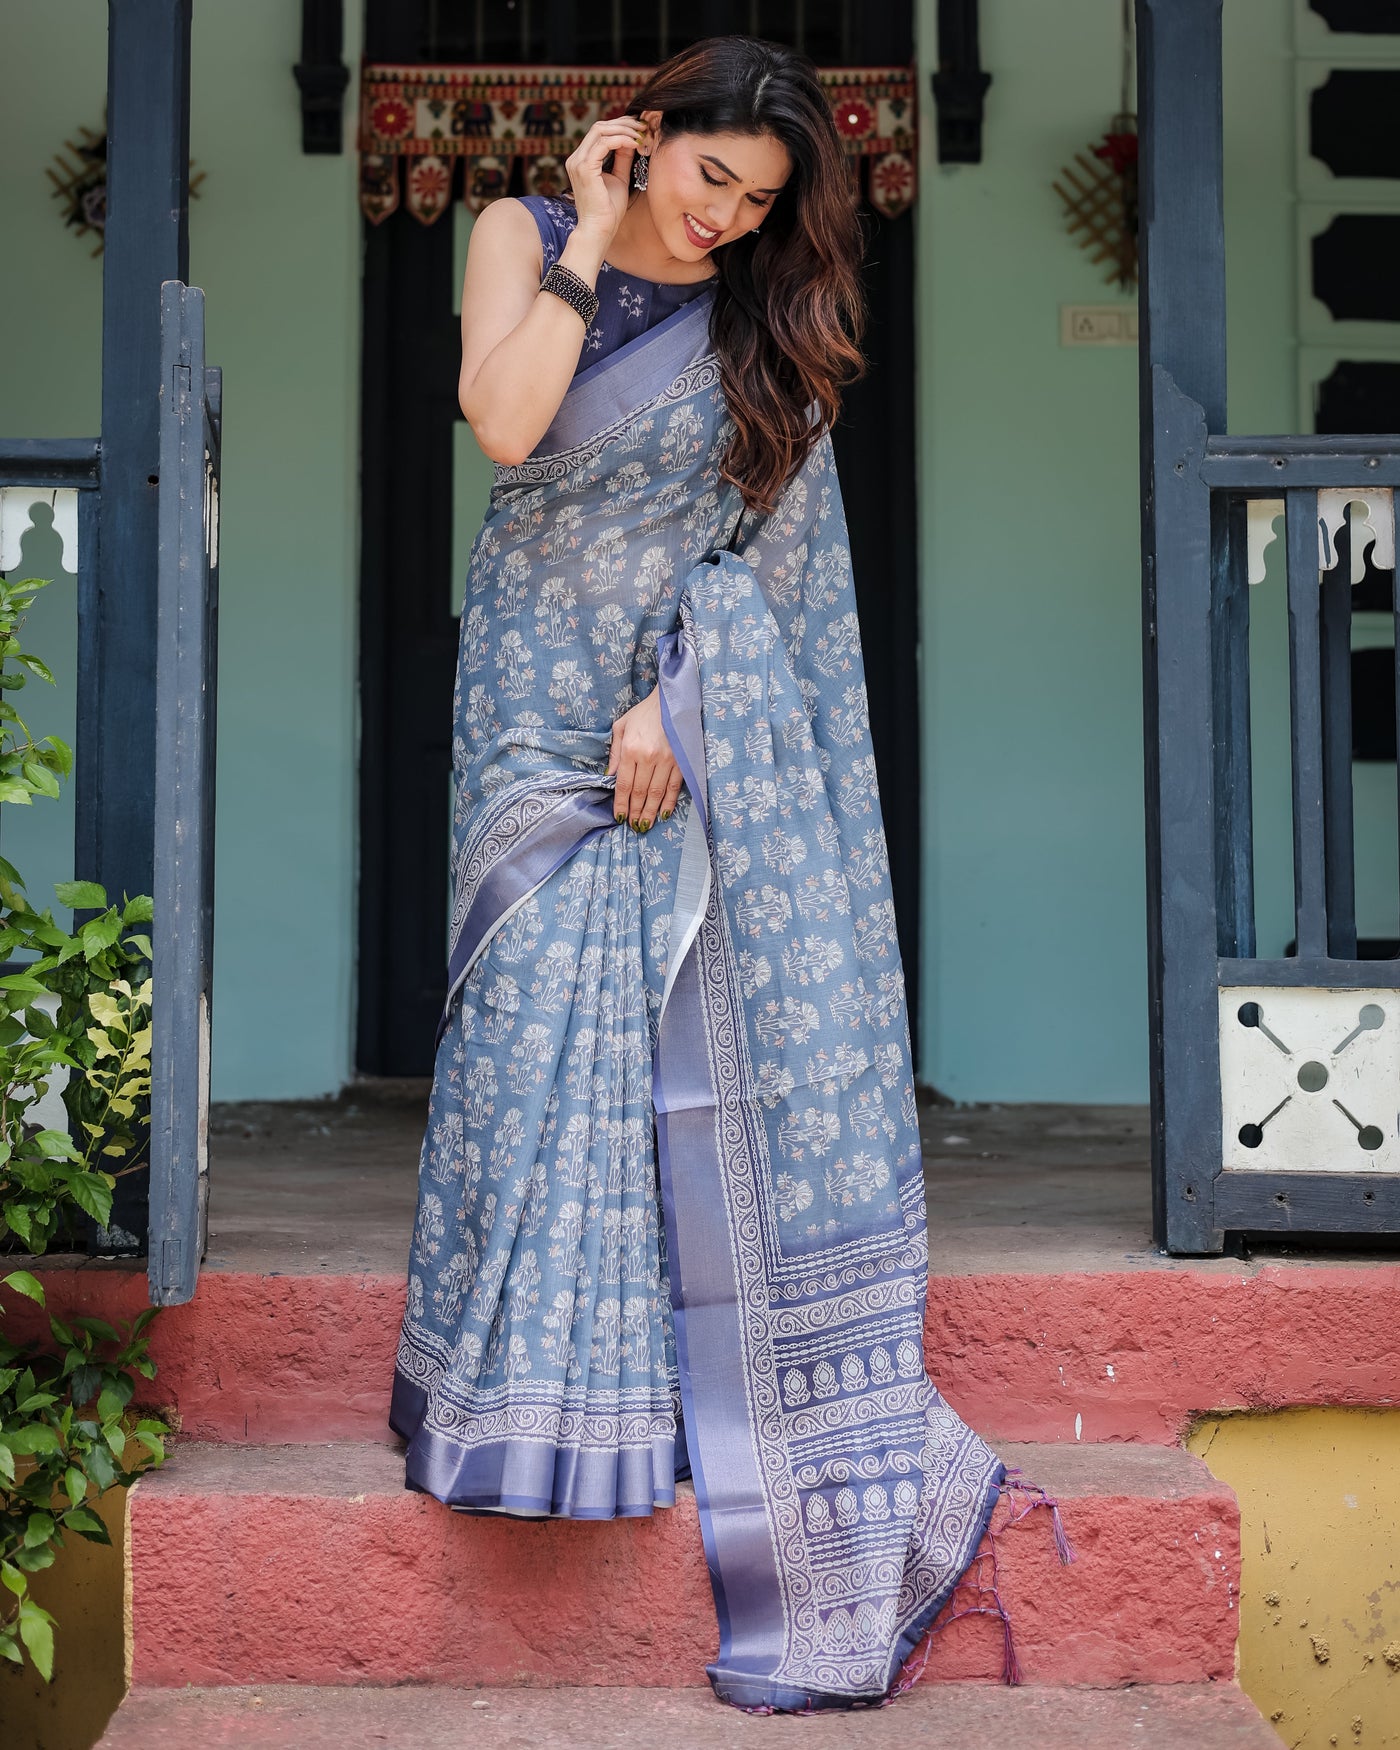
[458,116,644,466]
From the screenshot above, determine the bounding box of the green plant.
[0,1279,165,1677]
[0,889,154,1257]
[0,574,166,1680]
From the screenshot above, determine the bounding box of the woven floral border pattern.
[358,63,917,223]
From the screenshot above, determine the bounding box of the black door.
[358,0,920,1074]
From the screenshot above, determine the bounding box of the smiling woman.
[390,32,1066,1716]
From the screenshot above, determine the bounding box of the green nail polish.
[639,819,651,833]
[660,809,673,821]
[615,812,626,824]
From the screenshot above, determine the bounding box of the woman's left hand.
[608,689,683,832]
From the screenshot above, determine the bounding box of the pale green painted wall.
[910,0,1362,1101]
[0,0,362,1100]
[2,2,1382,1105]
[187,1,363,1099]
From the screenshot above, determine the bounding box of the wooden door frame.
[356,0,922,1075]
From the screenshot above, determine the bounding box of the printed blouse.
[517,194,713,371]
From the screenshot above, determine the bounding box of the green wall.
[911,0,1331,1101]
[0,0,362,1101]
[3,1,1372,1106]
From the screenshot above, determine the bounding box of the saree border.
[495,292,719,488]
[652,557,1006,1708]
[440,775,617,1042]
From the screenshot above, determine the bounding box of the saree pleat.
[394,288,1009,1706]
[391,821,680,1519]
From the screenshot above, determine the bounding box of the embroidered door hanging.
[358,63,918,223]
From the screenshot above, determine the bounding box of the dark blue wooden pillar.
[79,0,192,907]
[1136,0,1228,1253]
[76,0,192,1255]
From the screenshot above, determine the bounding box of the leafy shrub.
[0,575,167,1679]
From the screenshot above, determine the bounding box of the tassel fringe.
[885,1468,1075,1704]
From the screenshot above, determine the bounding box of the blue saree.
[391,288,1010,1709]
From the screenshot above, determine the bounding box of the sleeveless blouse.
[518,194,713,372]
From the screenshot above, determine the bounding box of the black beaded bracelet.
[540,262,600,330]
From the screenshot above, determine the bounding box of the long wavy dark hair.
[623,37,867,517]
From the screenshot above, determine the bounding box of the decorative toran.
[358,63,918,224]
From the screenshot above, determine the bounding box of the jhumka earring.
[633,152,650,191]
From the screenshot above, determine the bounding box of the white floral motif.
[601,460,651,514]
[781,935,843,985]
[805,1493,832,1533]
[735,885,792,938]
[730,614,778,660]
[896,1339,922,1376]
[824,1152,891,1207]
[812,1360,840,1399]
[436,1239,479,1322]
[736,950,770,997]
[659,402,706,471]
[547,659,599,726]
[753,1061,796,1107]
[708,671,764,718]
[415,1191,446,1252]
[794,868,851,922]
[812,610,863,677]
[495,629,536,701]
[494,549,533,618]
[754,997,822,1047]
[841,1354,869,1393]
[506,1022,554,1095]
[537,501,584,565]
[534,578,579,647]
[479,974,521,1046]
[581,523,629,596]
[783,1366,811,1406]
[806,1042,868,1088]
[715,841,752,887]
[778,1108,842,1161]
[775,1172,814,1221]
[533,940,581,1013]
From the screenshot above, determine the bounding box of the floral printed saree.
[391,288,1012,1710]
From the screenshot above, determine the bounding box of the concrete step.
[25,1256,1400,1445]
[125,1439,1239,1691]
[97,1680,1280,1748]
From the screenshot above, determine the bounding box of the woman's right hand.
[564,115,646,251]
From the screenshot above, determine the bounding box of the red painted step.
[98,1680,1279,1749]
[125,1439,1239,1690]
[25,1258,1400,1445]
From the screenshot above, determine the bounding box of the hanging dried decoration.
[47,118,205,257]
[1053,1,1139,288]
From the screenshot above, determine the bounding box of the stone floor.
[196,1084,1390,1279]
[97,1681,1282,1749]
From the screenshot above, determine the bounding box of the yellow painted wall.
[1189,1410,1400,1750]
[0,1487,126,1750]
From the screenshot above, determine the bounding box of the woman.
[391,35,1061,1712]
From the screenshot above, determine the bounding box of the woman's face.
[638,115,793,259]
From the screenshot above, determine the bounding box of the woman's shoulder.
[511,193,580,272]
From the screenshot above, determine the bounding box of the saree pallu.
[391,290,1007,1709]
